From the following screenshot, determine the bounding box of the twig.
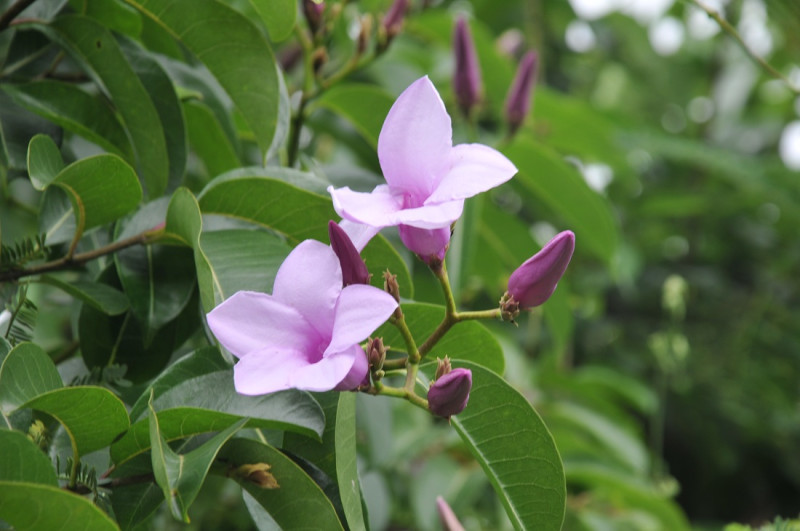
[0,0,37,32]
[688,0,800,94]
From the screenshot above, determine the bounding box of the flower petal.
[325,284,398,355]
[333,344,369,390]
[329,184,402,228]
[207,291,314,358]
[233,347,311,395]
[338,219,380,252]
[393,199,464,228]
[378,76,453,199]
[398,225,451,261]
[272,240,341,338]
[425,143,517,204]
[289,349,357,391]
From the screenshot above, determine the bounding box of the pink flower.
[328,76,517,263]
[206,240,398,395]
[436,496,466,531]
[507,230,575,309]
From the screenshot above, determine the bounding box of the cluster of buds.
[451,17,540,133]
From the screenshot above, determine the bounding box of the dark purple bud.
[507,230,575,309]
[303,0,325,34]
[329,220,371,286]
[427,368,472,418]
[382,0,408,40]
[505,51,539,134]
[453,17,482,117]
[436,496,466,531]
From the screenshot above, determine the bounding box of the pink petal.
[378,76,453,199]
[233,348,311,395]
[393,199,464,229]
[398,225,451,262]
[289,349,357,391]
[325,284,398,355]
[332,344,369,391]
[338,219,380,252]
[328,184,402,228]
[207,291,315,358]
[272,240,341,338]
[425,143,517,204]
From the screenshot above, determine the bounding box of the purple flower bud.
[427,368,472,418]
[329,220,371,286]
[453,17,482,117]
[303,0,324,34]
[436,496,466,531]
[367,337,386,371]
[382,0,408,40]
[504,51,539,134]
[507,230,575,309]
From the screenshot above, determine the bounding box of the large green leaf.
[220,438,345,530]
[0,429,58,485]
[247,0,296,41]
[126,0,280,157]
[0,342,62,416]
[115,198,196,342]
[38,274,130,315]
[21,386,130,456]
[117,35,187,191]
[313,83,395,148]
[374,303,505,374]
[284,392,366,531]
[26,133,62,190]
[0,481,118,531]
[3,80,134,161]
[449,361,566,531]
[45,15,170,197]
[41,154,142,245]
[149,395,246,523]
[183,99,240,178]
[197,170,413,297]
[504,135,619,265]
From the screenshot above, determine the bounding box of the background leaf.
[0,342,62,416]
[0,429,58,485]
[314,83,395,148]
[248,0,296,41]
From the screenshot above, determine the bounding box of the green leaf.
[504,135,619,264]
[375,303,504,374]
[3,81,134,161]
[283,392,366,531]
[26,133,62,190]
[127,0,280,157]
[248,0,296,41]
[183,99,240,178]
[197,171,413,297]
[0,429,58,485]
[0,342,62,416]
[117,35,187,191]
[82,0,142,37]
[37,274,130,315]
[0,481,118,531]
[149,394,246,523]
[220,438,345,530]
[40,154,142,245]
[45,15,171,197]
[115,198,196,342]
[313,83,395,148]
[449,361,566,531]
[21,386,130,456]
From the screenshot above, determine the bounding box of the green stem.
[371,381,428,410]
[287,26,316,167]
[382,357,407,370]
[687,0,799,94]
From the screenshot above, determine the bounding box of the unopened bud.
[499,291,520,323]
[303,0,325,35]
[231,463,279,489]
[383,270,400,303]
[382,0,408,41]
[357,15,373,56]
[434,356,452,380]
[507,230,575,309]
[453,17,482,117]
[504,50,539,134]
[329,221,371,286]
[427,367,472,418]
[436,496,466,531]
[367,337,386,372]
